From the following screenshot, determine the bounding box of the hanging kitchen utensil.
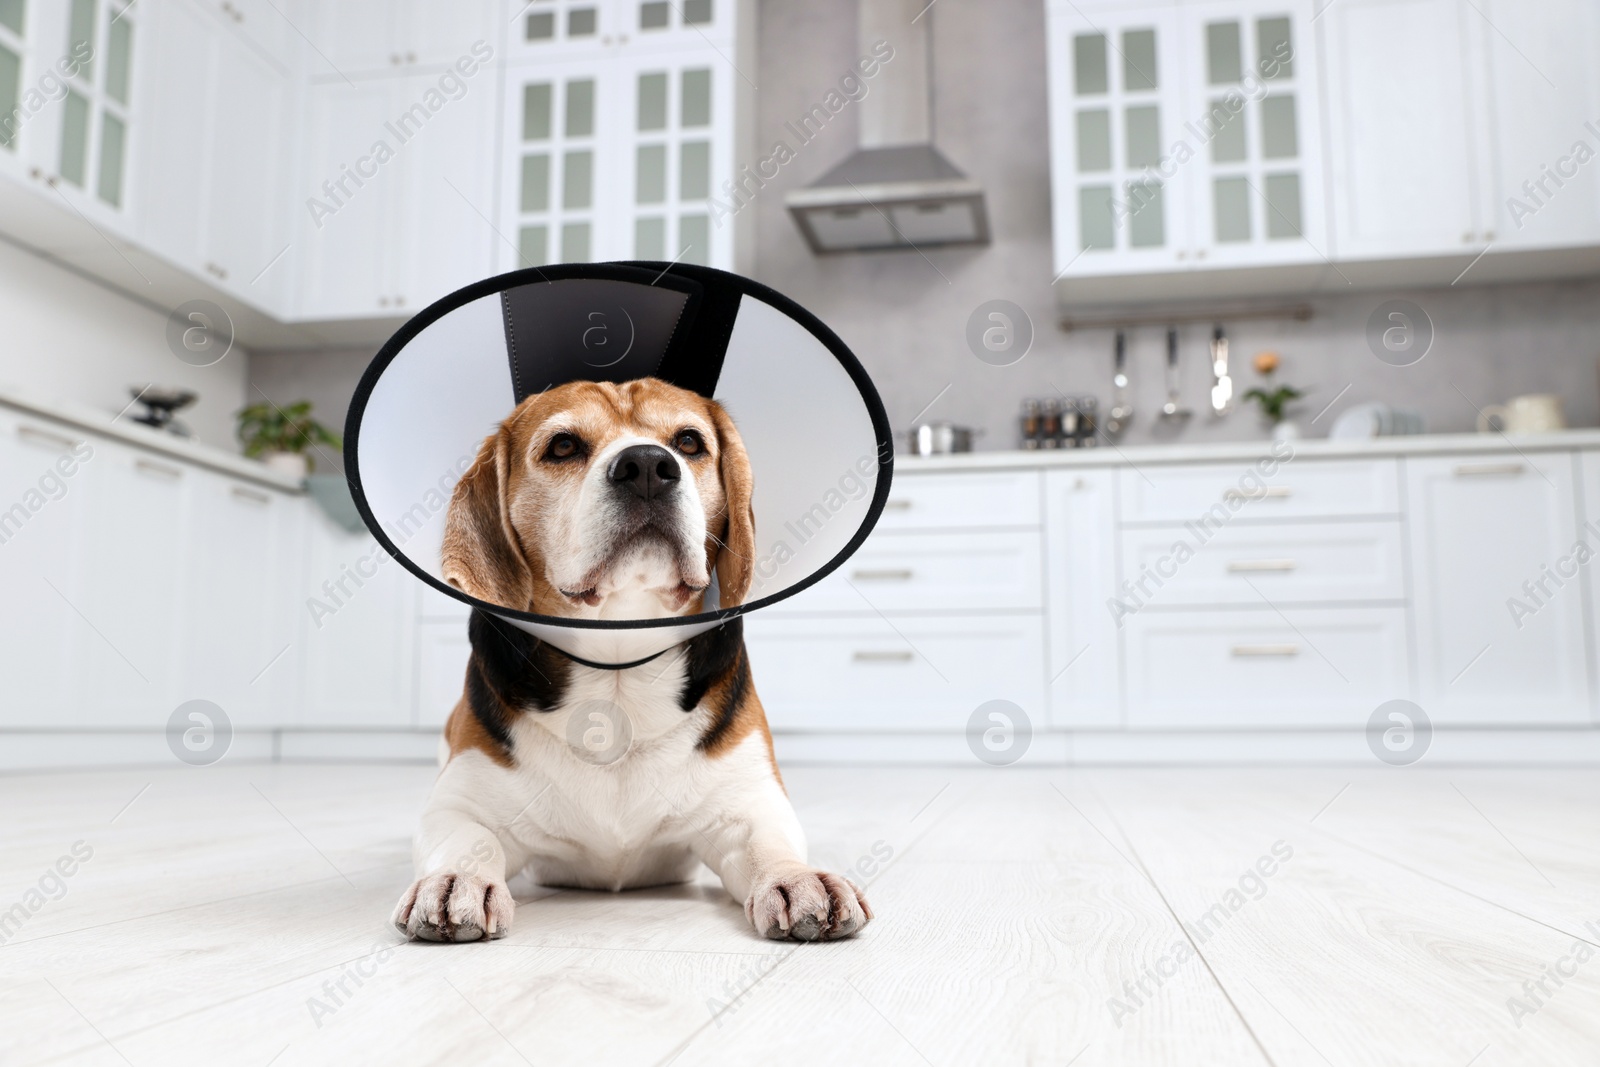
[1105,330,1133,438]
[1159,327,1192,422]
[344,262,893,669]
[1209,324,1233,417]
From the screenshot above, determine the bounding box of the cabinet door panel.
[1475,0,1600,250]
[1045,469,1121,726]
[0,413,95,725]
[392,67,498,310]
[306,0,395,76]
[297,80,394,318]
[134,0,214,267]
[206,29,291,307]
[1406,453,1589,723]
[178,473,303,728]
[294,513,415,726]
[1323,0,1478,258]
[416,621,471,729]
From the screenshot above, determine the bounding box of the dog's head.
[441,378,755,620]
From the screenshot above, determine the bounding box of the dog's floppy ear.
[441,426,533,611]
[709,402,756,607]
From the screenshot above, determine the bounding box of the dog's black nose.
[608,444,680,500]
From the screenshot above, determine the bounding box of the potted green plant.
[1243,351,1307,441]
[236,400,340,479]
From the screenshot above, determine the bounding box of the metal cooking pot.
[905,422,979,455]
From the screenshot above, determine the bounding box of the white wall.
[0,237,248,448]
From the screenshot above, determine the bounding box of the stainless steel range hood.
[785,0,990,255]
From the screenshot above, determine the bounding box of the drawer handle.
[230,485,271,504]
[883,499,913,511]
[1453,462,1524,477]
[852,650,915,663]
[1231,644,1300,657]
[1223,485,1292,501]
[17,424,80,451]
[135,457,183,479]
[852,568,914,581]
[1227,559,1298,573]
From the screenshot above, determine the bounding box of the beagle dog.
[392,377,873,943]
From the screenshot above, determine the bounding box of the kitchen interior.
[3,0,1600,1062]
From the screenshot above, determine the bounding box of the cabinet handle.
[17,424,80,451]
[852,650,914,663]
[1230,644,1299,657]
[883,499,912,511]
[230,485,271,504]
[1223,485,1292,501]
[1453,462,1524,477]
[135,457,183,479]
[1227,559,1297,573]
[852,568,913,581]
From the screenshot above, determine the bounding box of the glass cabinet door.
[1182,0,1326,267]
[1048,5,1190,275]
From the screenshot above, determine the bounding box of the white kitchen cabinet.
[1123,606,1410,727]
[193,0,303,71]
[1468,0,1600,251]
[1044,468,1121,727]
[298,70,498,319]
[1321,0,1481,260]
[1406,452,1590,724]
[308,0,495,78]
[1117,456,1400,523]
[747,615,1046,733]
[0,410,96,726]
[74,439,196,726]
[136,0,294,310]
[293,511,417,726]
[876,470,1041,530]
[1046,0,1326,278]
[178,468,304,727]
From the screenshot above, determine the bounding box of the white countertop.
[895,428,1600,472]
[0,387,307,492]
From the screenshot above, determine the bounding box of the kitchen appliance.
[1159,328,1192,423]
[1209,324,1233,416]
[1477,394,1565,434]
[906,421,978,455]
[128,385,197,437]
[345,262,893,669]
[1106,330,1133,438]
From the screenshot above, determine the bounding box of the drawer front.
[745,615,1045,731]
[1118,521,1405,606]
[1123,607,1410,727]
[770,530,1043,614]
[876,471,1041,530]
[1119,458,1400,523]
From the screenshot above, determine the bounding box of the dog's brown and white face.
[441,378,755,620]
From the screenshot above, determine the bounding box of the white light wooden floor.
[1,764,1597,1066]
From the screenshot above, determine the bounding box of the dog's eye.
[673,429,705,456]
[544,433,585,461]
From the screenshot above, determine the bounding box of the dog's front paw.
[393,872,514,943]
[745,868,873,942]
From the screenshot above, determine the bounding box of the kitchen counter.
[0,386,307,492]
[894,429,1600,472]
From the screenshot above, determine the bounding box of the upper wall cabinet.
[1047,0,1326,280]
[507,0,730,59]
[307,0,496,79]
[137,0,294,312]
[1049,0,1600,301]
